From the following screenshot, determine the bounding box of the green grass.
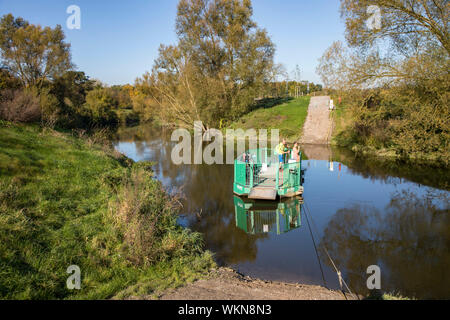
[381,293,412,300]
[364,290,413,300]
[228,97,311,141]
[331,102,352,144]
[0,122,214,299]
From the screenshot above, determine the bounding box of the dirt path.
[150,268,348,300]
[301,96,332,145]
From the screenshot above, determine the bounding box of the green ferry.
[233,148,304,200]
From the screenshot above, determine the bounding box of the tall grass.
[109,165,205,267]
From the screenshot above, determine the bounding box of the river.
[114,125,450,299]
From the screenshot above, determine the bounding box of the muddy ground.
[150,268,353,300]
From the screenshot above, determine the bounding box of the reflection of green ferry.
[234,196,303,235]
[233,148,304,200]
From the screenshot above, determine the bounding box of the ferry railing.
[235,148,275,189]
[276,153,302,190]
[235,148,301,191]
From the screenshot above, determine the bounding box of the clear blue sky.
[0,0,346,85]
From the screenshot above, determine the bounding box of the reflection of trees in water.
[320,190,450,299]
[176,163,269,266]
[115,125,267,266]
[332,147,450,191]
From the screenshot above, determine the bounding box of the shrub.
[0,89,41,123]
[84,88,119,126]
[38,88,60,128]
[109,164,204,267]
[334,86,449,165]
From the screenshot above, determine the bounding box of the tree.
[84,88,119,125]
[316,0,449,165]
[50,71,94,110]
[148,0,276,129]
[0,14,72,89]
[316,41,353,90]
[341,0,449,56]
[292,65,302,82]
[46,71,95,127]
[318,1,450,88]
[0,68,21,90]
[332,0,450,87]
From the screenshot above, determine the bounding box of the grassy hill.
[0,122,214,299]
[228,97,311,141]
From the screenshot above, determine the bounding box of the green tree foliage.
[0,14,148,129]
[0,14,72,88]
[84,88,120,126]
[0,68,21,91]
[47,71,95,127]
[110,85,133,110]
[133,76,159,122]
[147,0,276,129]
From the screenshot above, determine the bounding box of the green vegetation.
[143,0,277,130]
[329,88,449,166]
[330,102,350,138]
[0,9,319,132]
[380,293,412,301]
[0,122,214,299]
[228,96,310,141]
[0,14,156,129]
[318,0,449,167]
[364,291,413,300]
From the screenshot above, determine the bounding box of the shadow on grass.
[250,96,294,112]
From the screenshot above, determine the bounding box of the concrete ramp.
[301,96,332,145]
[249,188,277,201]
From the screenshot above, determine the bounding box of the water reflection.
[234,196,302,235]
[113,125,450,298]
[320,190,450,299]
[332,148,450,191]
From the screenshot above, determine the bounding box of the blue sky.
[0,0,346,85]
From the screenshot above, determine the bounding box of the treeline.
[0,14,157,130]
[318,0,449,166]
[266,81,322,98]
[1,0,323,132]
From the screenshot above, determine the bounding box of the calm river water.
[114,125,450,299]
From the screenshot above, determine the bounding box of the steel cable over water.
[303,200,360,300]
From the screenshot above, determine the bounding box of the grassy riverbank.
[0,122,214,299]
[228,96,310,141]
